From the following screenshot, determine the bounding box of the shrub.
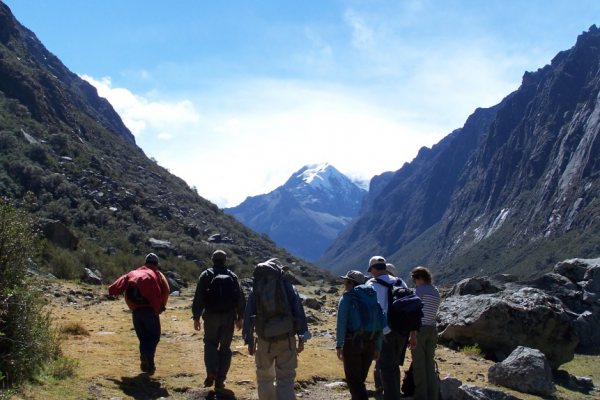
[59,322,89,337]
[458,343,483,358]
[0,196,60,385]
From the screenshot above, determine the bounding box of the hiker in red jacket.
[109,253,170,375]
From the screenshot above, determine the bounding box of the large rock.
[440,376,462,400]
[81,268,102,285]
[450,277,507,296]
[39,218,78,250]
[488,346,556,395]
[299,294,322,310]
[147,238,176,252]
[458,385,523,400]
[438,287,578,369]
[283,270,311,286]
[529,258,600,351]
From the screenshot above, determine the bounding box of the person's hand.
[336,348,343,361]
[236,319,243,331]
[296,337,305,354]
[194,319,202,331]
[408,332,417,350]
[248,342,256,356]
[373,351,380,361]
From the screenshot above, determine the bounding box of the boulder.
[457,385,523,400]
[147,238,176,252]
[438,287,579,369]
[440,376,462,400]
[81,268,102,285]
[554,258,596,282]
[38,218,78,250]
[449,277,507,296]
[299,294,322,310]
[283,271,311,286]
[488,346,555,395]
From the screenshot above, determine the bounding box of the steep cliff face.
[0,2,135,146]
[0,1,326,282]
[430,26,600,281]
[317,103,504,274]
[321,26,600,281]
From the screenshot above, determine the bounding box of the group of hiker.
[336,257,441,400]
[109,251,441,400]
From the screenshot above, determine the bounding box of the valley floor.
[11,279,600,400]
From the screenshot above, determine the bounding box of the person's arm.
[242,291,256,354]
[235,275,246,330]
[408,331,417,350]
[192,271,209,330]
[335,295,349,355]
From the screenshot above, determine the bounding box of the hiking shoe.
[140,354,150,373]
[215,380,226,389]
[148,366,156,376]
[204,373,217,387]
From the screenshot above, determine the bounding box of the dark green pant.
[410,325,438,400]
[202,311,235,382]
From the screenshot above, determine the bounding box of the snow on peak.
[297,163,336,189]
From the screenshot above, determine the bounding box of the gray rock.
[440,376,463,400]
[283,271,311,286]
[438,287,578,369]
[450,277,505,296]
[147,238,175,251]
[488,346,555,395]
[81,268,102,285]
[458,385,523,400]
[300,294,322,310]
[554,258,598,282]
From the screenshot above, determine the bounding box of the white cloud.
[157,133,173,139]
[344,9,374,49]
[80,75,201,137]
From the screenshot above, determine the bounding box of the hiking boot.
[215,379,226,389]
[140,354,150,373]
[204,373,217,387]
[148,366,156,376]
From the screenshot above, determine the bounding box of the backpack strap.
[375,278,394,310]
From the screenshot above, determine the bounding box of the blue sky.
[5,1,600,207]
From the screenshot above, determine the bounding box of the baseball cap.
[367,255,386,272]
[212,250,227,261]
[340,270,366,284]
[145,253,159,264]
[386,263,397,277]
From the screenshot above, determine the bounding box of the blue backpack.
[344,284,386,339]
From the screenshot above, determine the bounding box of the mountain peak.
[294,162,339,189]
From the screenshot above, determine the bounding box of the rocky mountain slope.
[226,163,366,261]
[319,26,600,283]
[0,1,327,283]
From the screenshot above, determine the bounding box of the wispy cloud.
[344,9,374,50]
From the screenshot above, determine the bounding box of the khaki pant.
[255,336,297,400]
[410,325,438,400]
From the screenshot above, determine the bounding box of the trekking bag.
[126,285,150,305]
[252,259,299,341]
[205,269,239,313]
[345,284,386,339]
[376,279,424,335]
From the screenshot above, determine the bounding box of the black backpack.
[204,268,239,313]
[376,279,424,335]
[126,285,150,305]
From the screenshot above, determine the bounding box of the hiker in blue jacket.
[336,270,385,400]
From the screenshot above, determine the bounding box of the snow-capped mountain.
[225,163,367,261]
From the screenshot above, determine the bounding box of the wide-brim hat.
[341,270,365,285]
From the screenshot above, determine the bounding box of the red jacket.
[108,264,169,315]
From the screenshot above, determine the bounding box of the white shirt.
[366,275,408,335]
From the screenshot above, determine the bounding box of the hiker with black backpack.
[409,267,441,400]
[108,253,170,375]
[242,258,309,400]
[366,256,419,400]
[336,270,386,400]
[192,250,246,389]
